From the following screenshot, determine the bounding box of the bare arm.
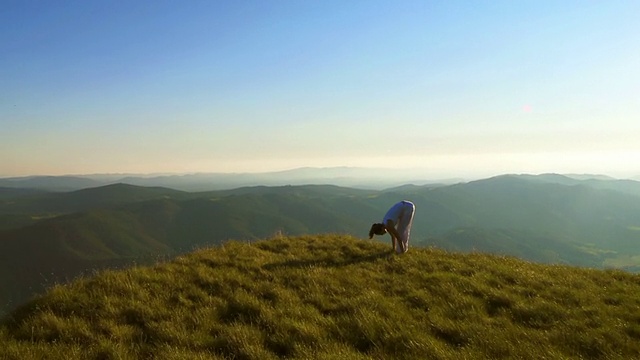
[385,219,404,252]
[385,220,400,239]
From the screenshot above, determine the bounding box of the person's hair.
[369,223,386,239]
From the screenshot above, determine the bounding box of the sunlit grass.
[2,234,640,359]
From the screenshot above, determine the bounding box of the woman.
[369,200,416,254]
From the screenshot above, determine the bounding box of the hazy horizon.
[1,165,640,182]
[2,2,639,179]
[2,166,639,184]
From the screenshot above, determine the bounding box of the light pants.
[396,202,415,254]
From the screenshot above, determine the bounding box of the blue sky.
[2,1,639,179]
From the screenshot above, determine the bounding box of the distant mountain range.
[2,167,637,193]
[1,172,640,315]
[0,167,463,191]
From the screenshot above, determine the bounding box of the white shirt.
[383,200,413,226]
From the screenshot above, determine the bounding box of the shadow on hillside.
[263,250,391,270]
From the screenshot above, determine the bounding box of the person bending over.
[369,200,415,254]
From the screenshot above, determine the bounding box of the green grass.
[2,234,640,359]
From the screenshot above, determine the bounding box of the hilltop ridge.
[2,234,639,359]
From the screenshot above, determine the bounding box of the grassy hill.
[1,234,639,359]
[2,177,640,317]
[0,187,381,315]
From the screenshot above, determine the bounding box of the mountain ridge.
[17,168,637,192]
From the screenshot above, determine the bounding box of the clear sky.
[2,1,639,179]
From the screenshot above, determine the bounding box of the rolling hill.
[1,235,639,359]
[0,167,457,192]
[424,227,603,268]
[0,183,187,216]
[398,175,640,254]
[0,176,101,192]
[2,175,640,316]
[511,173,640,198]
[0,183,187,231]
[0,185,381,315]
